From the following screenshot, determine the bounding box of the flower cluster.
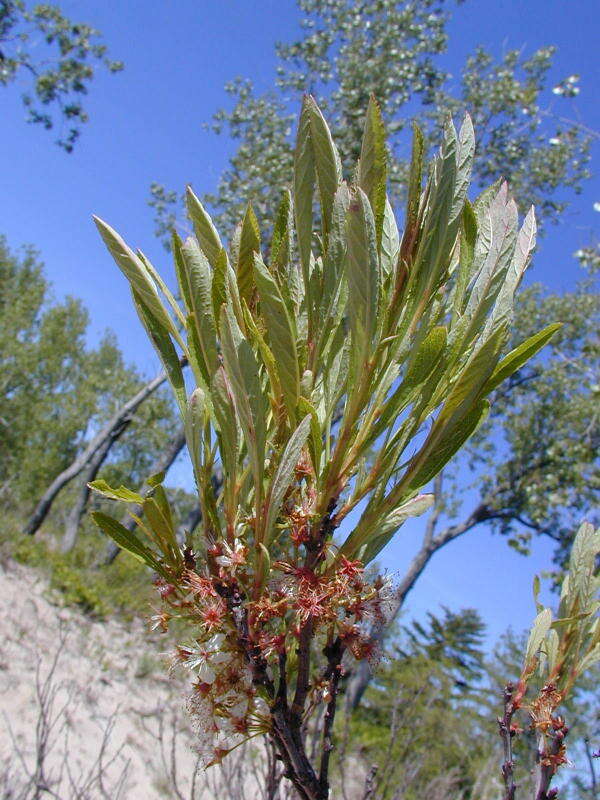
[149,509,394,766]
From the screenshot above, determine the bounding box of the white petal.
[197,662,216,683]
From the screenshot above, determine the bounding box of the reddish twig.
[498,683,518,800]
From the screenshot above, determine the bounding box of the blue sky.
[1,0,598,646]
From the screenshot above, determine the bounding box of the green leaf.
[404,325,447,391]
[254,254,300,419]
[483,323,562,394]
[181,236,219,379]
[186,186,223,268]
[263,415,311,545]
[143,494,181,566]
[211,247,229,322]
[442,324,508,423]
[400,121,425,264]
[242,299,281,403]
[410,119,458,304]
[146,472,166,488]
[401,399,490,493]
[380,198,400,279]
[342,493,434,563]
[294,96,316,291]
[172,230,194,315]
[316,183,351,357]
[298,396,322,475]
[94,216,177,339]
[525,607,553,666]
[306,95,342,243]
[346,186,380,357]
[131,287,187,417]
[88,480,144,504]
[91,511,168,578]
[359,95,387,252]
[237,204,260,303]
[368,327,447,446]
[270,188,294,276]
[219,304,267,494]
[211,366,239,479]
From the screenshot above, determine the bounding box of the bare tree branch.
[23,361,186,537]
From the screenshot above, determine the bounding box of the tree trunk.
[60,418,132,554]
[23,362,184,537]
[102,428,187,565]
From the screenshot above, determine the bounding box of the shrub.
[90,97,576,799]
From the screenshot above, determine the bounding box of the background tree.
[0,0,123,151]
[0,235,178,525]
[147,0,599,712]
[150,0,592,241]
[337,609,496,800]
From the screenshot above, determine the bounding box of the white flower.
[184,634,231,683]
[593,202,600,213]
[549,137,560,146]
[216,539,247,570]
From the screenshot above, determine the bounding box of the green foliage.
[95,101,550,573]
[0,234,178,512]
[0,0,123,150]
[92,97,566,794]
[398,606,486,687]
[150,0,591,242]
[465,281,600,569]
[340,609,494,800]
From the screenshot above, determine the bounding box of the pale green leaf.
[181,236,219,379]
[186,186,223,268]
[263,415,311,545]
[254,254,299,419]
[380,198,400,279]
[219,305,267,493]
[237,204,260,303]
[88,480,144,504]
[294,96,316,290]
[359,95,387,251]
[483,323,562,394]
[346,186,380,356]
[94,216,177,339]
[525,607,553,666]
[307,95,342,242]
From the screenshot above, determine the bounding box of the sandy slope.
[0,560,236,799]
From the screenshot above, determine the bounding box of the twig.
[361,764,379,800]
[498,683,518,800]
[317,638,344,796]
